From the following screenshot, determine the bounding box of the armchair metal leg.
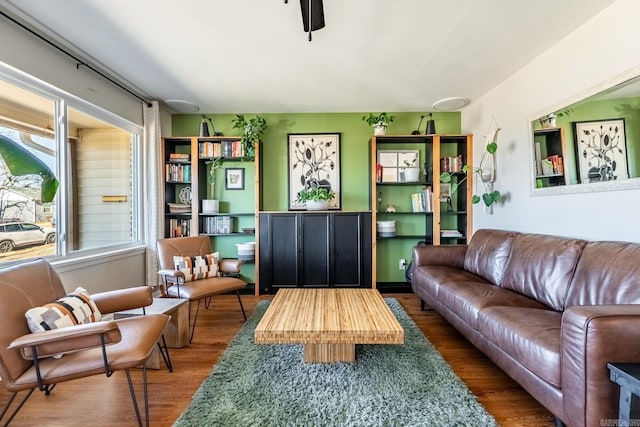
[0,388,34,427]
[204,296,212,309]
[236,290,247,321]
[125,367,150,427]
[189,299,202,343]
[157,335,173,372]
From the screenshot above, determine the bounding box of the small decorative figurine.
[385,204,396,213]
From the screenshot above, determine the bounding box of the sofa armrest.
[412,244,467,268]
[92,286,153,314]
[9,321,122,360]
[562,305,640,426]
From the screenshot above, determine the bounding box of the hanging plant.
[440,128,501,207]
[231,114,267,159]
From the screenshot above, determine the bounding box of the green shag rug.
[174,298,497,427]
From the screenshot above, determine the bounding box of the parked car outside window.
[0,222,56,252]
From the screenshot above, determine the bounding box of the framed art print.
[225,168,244,190]
[287,133,341,210]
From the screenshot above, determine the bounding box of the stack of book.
[441,229,464,238]
[410,188,432,212]
[440,155,464,173]
[165,164,190,182]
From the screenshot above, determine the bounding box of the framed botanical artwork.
[573,119,628,183]
[288,133,341,210]
[225,168,244,190]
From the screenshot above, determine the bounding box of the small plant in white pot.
[362,112,395,136]
[202,158,223,213]
[402,153,420,182]
[296,187,335,211]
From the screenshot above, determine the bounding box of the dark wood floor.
[0,293,555,426]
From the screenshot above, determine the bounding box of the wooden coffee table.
[254,288,404,363]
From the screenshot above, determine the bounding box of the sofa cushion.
[565,241,640,307]
[477,306,562,387]
[25,287,102,333]
[412,266,475,300]
[435,275,548,330]
[464,229,516,286]
[501,233,586,311]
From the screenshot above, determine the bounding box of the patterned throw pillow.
[173,252,220,282]
[25,287,102,333]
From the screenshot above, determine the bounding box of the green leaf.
[440,172,452,183]
[482,193,494,207]
[491,191,501,202]
[0,135,59,203]
[461,164,469,173]
[471,195,481,204]
[486,142,497,155]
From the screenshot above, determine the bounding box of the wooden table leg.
[303,344,355,363]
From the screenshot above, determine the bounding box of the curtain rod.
[0,10,153,108]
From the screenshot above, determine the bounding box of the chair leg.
[0,389,34,426]
[236,290,247,321]
[189,299,202,343]
[157,335,173,372]
[125,367,150,427]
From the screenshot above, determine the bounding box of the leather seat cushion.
[412,266,479,299]
[166,276,246,300]
[437,279,548,330]
[477,306,562,387]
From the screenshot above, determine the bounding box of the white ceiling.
[0,0,617,114]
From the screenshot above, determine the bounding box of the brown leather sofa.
[411,229,640,427]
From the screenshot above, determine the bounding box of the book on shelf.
[169,152,190,161]
[534,142,542,175]
[165,163,190,182]
[440,155,464,173]
[201,215,234,234]
[410,188,432,213]
[169,218,192,237]
[540,155,563,176]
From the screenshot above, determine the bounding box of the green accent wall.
[172,112,461,212]
[172,112,461,284]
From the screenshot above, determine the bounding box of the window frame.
[0,62,145,266]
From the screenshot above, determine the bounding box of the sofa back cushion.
[463,229,516,286]
[501,233,586,311]
[565,241,640,307]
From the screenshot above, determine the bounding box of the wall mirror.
[530,66,640,196]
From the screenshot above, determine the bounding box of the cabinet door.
[332,213,363,286]
[259,213,298,287]
[300,213,330,286]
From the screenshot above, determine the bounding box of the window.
[0,68,142,263]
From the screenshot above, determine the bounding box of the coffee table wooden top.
[254,288,404,345]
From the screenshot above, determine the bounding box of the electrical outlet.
[399,259,406,270]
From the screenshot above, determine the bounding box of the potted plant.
[362,112,395,136]
[296,187,335,211]
[440,135,500,207]
[539,109,571,128]
[231,114,267,159]
[402,153,420,182]
[202,157,223,213]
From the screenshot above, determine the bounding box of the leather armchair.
[156,236,247,343]
[0,258,169,427]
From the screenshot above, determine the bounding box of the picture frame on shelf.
[287,133,341,210]
[573,118,628,183]
[377,150,420,183]
[225,168,244,190]
[438,183,451,202]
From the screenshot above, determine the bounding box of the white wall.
[463,0,640,242]
[0,17,143,125]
